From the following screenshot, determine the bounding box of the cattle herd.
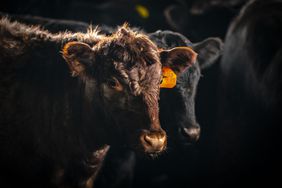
[0,0,281,187]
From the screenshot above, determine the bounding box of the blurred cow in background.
[214,0,282,186]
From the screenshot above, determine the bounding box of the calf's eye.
[107,78,117,87]
[107,77,123,91]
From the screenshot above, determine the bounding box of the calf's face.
[154,32,223,146]
[62,26,197,155]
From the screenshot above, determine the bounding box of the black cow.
[214,0,282,186]
[0,18,197,188]
[150,30,223,145]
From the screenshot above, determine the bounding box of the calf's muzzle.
[140,129,167,154]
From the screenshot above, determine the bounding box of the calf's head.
[62,26,197,155]
[151,31,223,146]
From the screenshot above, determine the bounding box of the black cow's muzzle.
[179,123,201,143]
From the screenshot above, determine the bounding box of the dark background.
[0,0,247,41]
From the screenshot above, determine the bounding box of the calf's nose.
[180,126,200,143]
[140,130,167,154]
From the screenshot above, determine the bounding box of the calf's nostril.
[144,135,154,145]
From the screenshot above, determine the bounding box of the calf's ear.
[160,47,198,75]
[193,37,223,70]
[62,41,94,76]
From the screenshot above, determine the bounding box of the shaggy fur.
[0,18,166,188]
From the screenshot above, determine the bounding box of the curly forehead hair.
[95,24,161,67]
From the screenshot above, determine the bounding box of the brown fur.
[0,18,163,135]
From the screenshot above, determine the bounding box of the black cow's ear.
[62,41,94,77]
[160,47,198,75]
[193,37,224,70]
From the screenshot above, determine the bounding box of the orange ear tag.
[160,67,177,88]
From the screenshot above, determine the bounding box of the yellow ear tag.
[160,67,177,88]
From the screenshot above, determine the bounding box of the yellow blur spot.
[135,4,149,19]
[160,67,177,89]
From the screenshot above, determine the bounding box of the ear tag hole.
[160,67,177,88]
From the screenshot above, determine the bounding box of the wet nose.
[140,130,167,154]
[180,126,201,143]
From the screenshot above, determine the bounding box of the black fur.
[215,0,282,186]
